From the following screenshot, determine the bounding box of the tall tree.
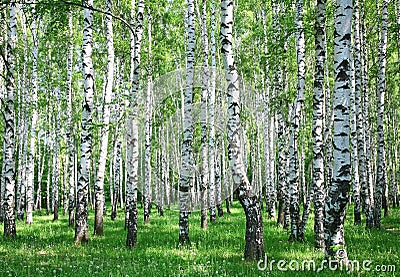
[200,0,209,229]
[353,0,371,227]
[144,27,153,224]
[126,0,144,248]
[66,12,76,227]
[261,9,276,220]
[288,0,306,242]
[312,0,326,250]
[221,0,264,260]
[374,0,389,229]
[179,0,196,246]
[324,0,353,263]
[25,9,38,225]
[3,2,17,238]
[75,0,95,245]
[94,0,115,235]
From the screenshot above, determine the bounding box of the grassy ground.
[0,202,399,276]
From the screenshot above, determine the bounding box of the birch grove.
[1,0,400,265]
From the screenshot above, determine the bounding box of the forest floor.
[0,202,399,276]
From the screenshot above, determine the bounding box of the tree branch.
[5,1,135,34]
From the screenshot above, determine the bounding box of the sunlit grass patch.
[0,202,399,276]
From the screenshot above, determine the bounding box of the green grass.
[0,202,399,276]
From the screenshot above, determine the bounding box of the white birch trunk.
[66,12,76,227]
[313,0,326,250]
[3,3,17,237]
[200,0,210,229]
[324,0,353,263]
[374,0,389,229]
[221,0,264,260]
[75,0,95,245]
[144,75,153,224]
[25,11,39,225]
[126,0,143,248]
[179,0,196,245]
[288,0,305,242]
[94,0,114,235]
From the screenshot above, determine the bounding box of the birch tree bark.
[200,0,209,229]
[374,0,389,229]
[361,6,375,227]
[144,72,152,224]
[3,3,17,238]
[354,0,366,226]
[94,0,114,235]
[313,0,326,250]
[66,12,75,227]
[261,9,276,220]
[111,136,121,220]
[179,0,196,246]
[221,0,264,260]
[52,67,62,222]
[206,0,219,222]
[16,16,28,222]
[75,0,95,245]
[126,0,143,248]
[288,0,305,242]
[25,10,39,225]
[0,9,6,224]
[324,0,353,263]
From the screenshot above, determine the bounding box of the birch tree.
[126,0,144,248]
[179,0,196,245]
[94,0,114,235]
[66,12,75,227]
[200,0,209,229]
[374,0,389,229]
[288,0,305,242]
[3,2,17,238]
[324,0,353,263]
[75,0,95,245]
[313,0,326,250]
[221,0,264,259]
[25,9,38,225]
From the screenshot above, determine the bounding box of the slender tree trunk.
[52,69,62,222]
[178,0,196,246]
[261,9,275,219]
[46,148,51,215]
[94,0,114,235]
[75,0,95,245]
[298,182,313,241]
[354,0,366,226]
[361,6,375,228]
[3,3,17,238]
[126,0,143,248]
[66,12,75,227]
[199,0,210,230]
[17,117,28,221]
[111,137,121,220]
[25,10,39,225]
[324,0,353,263]
[374,0,389,229]
[312,0,326,250]
[0,141,6,223]
[221,0,265,260]
[144,76,152,224]
[52,130,59,221]
[350,16,361,224]
[288,0,305,242]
